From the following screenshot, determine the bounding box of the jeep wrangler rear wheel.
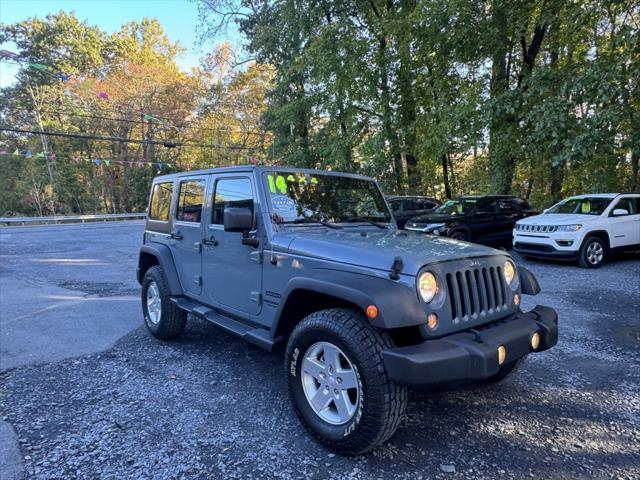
[141,266,187,339]
[285,308,407,455]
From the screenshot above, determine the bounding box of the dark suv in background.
[406,195,538,246]
[386,195,441,228]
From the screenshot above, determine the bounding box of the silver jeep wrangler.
[137,166,558,454]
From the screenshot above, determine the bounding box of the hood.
[270,228,503,276]
[517,213,600,225]
[407,213,464,225]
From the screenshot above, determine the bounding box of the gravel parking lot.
[1,222,639,479]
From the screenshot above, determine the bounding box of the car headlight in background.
[418,271,439,303]
[503,260,516,286]
[556,224,582,232]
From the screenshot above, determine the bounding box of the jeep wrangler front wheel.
[141,266,187,339]
[285,308,407,455]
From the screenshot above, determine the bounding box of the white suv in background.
[513,193,640,268]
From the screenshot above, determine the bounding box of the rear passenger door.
[469,199,497,242]
[608,197,640,247]
[171,177,207,296]
[496,199,520,241]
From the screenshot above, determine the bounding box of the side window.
[475,199,496,214]
[149,182,173,221]
[512,198,529,211]
[497,199,517,213]
[212,178,255,225]
[389,200,402,213]
[611,198,638,215]
[176,180,205,223]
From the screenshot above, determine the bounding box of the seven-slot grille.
[445,265,508,324]
[516,224,557,233]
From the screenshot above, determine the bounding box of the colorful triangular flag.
[25,150,32,158]
[94,159,101,165]
[104,160,110,166]
[13,148,19,155]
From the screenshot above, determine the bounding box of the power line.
[0,127,259,151]
[4,107,265,136]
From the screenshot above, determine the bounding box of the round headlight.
[418,272,438,303]
[503,260,516,285]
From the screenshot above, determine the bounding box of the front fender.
[272,270,425,334]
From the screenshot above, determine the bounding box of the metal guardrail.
[0,212,147,226]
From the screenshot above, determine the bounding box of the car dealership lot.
[1,222,638,479]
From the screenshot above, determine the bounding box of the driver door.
[202,175,262,316]
[608,197,640,248]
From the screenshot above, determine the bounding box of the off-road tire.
[285,308,407,455]
[477,359,522,385]
[577,236,606,268]
[141,266,187,339]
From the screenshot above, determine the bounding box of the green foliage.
[198,0,637,205]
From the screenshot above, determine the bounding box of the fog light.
[530,331,540,350]
[427,313,439,330]
[498,345,506,365]
[366,305,378,319]
[514,293,520,306]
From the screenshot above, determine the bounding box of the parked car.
[385,195,441,228]
[513,193,640,268]
[406,195,538,246]
[137,167,558,454]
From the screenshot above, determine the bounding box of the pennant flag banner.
[0,150,180,169]
[97,91,109,100]
[28,63,49,71]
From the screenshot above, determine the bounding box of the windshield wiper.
[341,217,390,229]
[289,218,343,229]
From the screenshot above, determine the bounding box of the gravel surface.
[1,222,639,479]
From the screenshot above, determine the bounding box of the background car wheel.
[141,266,187,339]
[578,236,606,268]
[476,359,522,385]
[450,230,468,241]
[285,308,407,455]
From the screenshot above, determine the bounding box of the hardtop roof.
[151,165,375,183]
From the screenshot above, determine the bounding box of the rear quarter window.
[149,182,173,221]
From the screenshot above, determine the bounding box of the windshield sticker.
[581,202,590,214]
[272,195,296,213]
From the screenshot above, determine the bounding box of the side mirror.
[612,208,629,216]
[224,207,253,232]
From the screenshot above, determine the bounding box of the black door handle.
[170,232,183,240]
[202,236,218,246]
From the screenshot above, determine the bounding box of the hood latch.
[389,256,403,280]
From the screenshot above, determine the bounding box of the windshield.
[262,171,392,225]
[547,197,612,215]
[434,199,477,215]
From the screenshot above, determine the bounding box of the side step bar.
[171,297,279,351]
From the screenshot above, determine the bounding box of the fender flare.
[518,266,540,295]
[137,243,183,296]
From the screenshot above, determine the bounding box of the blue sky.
[0,0,236,86]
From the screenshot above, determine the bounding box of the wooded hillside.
[1,1,637,216]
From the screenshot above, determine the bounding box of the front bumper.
[513,242,578,259]
[382,305,558,388]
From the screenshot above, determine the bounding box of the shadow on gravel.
[2,315,638,479]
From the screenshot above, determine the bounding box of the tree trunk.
[632,151,639,192]
[441,152,452,199]
[488,5,513,194]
